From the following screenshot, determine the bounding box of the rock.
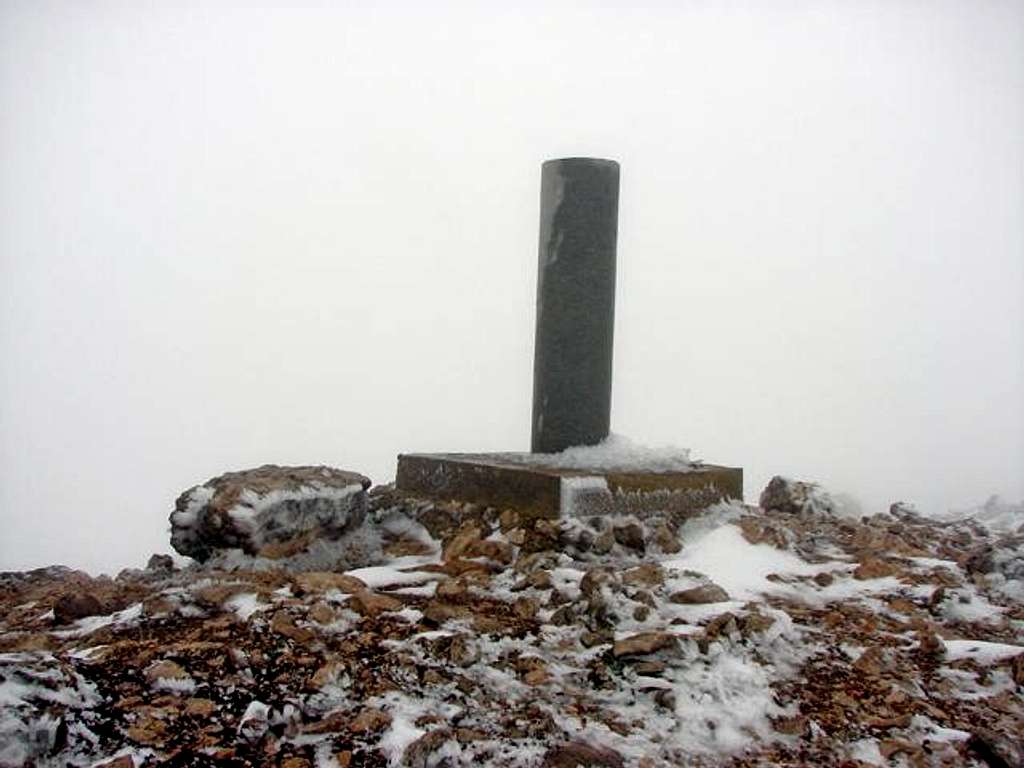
[592,529,614,555]
[403,728,454,767]
[669,583,730,604]
[350,707,391,734]
[308,602,336,624]
[348,590,403,618]
[464,539,515,565]
[917,629,945,658]
[271,611,316,644]
[542,741,624,768]
[169,464,371,562]
[53,592,104,624]
[580,567,615,597]
[145,554,174,572]
[292,571,367,595]
[651,523,682,554]
[613,522,645,552]
[1010,653,1024,686]
[853,558,899,580]
[759,475,833,515]
[622,564,664,588]
[447,635,480,667]
[513,596,539,620]
[443,523,484,561]
[613,632,678,657]
[144,660,188,683]
[813,571,834,587]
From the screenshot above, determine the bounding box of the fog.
[2,1,1022,574]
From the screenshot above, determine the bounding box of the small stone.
[281,758,311,768]
[146,554,175,572]
[524,667,550,686]
[348,590,403,618]
[96,757,135,768]
[669,583,730,604]
[350,707,391,734]
[653,690,676,711]
[580,629,612,648]
[184,698,216,717]
[499,508,519,532]
[652,523,682,554]
[621,564,664,588]
[580,567,614,597]
[813,571,834,587]
[632,660,666,675]
[292,572,367,595]
[853,558,900,580]
[613,631,678,657]
[1009,653,1024,686]
[633,605,650,622]
[271,611,316,644]
[464,539,515,565]
[447,635,480,667]
[513,596,539,620]
[308,602,336,625]
[53,592,104,624]
[542,741,624,768]
[403,728,455,768]
[145,660,188,683]
[592,530,614,555]
[613,523,645,552]
[443,523,483,561]
[506,528,527,546]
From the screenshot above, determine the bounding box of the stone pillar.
[531,157,619,454]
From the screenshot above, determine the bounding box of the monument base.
[395,453,742,523]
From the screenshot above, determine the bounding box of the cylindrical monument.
[531,157,619,454]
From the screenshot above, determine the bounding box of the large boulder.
[759,475,835,516]
[169,465,371,562]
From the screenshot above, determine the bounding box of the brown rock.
[447,634,480,667]
[917,630,945,658]
[53,592,104,624]
[580,567,614,597]
[853,558,899,580]
[613,522,645,552]
[96,756,135,768]
[292,572,367,595]
[652,523,682,554]
[592,529,614,555]
[403,728,455,768]
[271,611,316,644]
[308,602,336,625]
[813,571,834,587]
[464,539,515,565]
[513,596,539,621]
[348,590,403,618]
[281,758,311,768]
[350,707,391,734]
[443,523,483,561]
[543,741,624,768]
[613,631,679,658]
[524,666,550,686]
[145,660,188,683]
[1010,653,1024,686]
[184,698,216,717]
[622,563,665,588]
[669,583,730,604]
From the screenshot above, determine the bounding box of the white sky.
[2,0,1022,574]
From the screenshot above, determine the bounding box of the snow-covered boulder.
[759,475,835,516]
[170,465,371,562]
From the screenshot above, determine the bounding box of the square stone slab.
[395,453,742,522]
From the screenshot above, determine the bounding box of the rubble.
[1,476,1022,767]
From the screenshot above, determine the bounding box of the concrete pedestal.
[395,452,742,523]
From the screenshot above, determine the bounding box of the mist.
[2,0,1022,575]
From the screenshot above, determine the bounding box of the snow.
[943,639,1024,663]
[662,524,830,601]
[344,564,440,590]
[169,485,214,529]
[52,603,143,638]
[506,433,694,472]
[229,483,364,526]
[225,592,266,621]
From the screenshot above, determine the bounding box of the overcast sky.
[2,0,1022,574]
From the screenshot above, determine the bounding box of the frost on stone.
[506,433,694,472]
[169,464,372,562]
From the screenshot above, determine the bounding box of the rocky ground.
[1,472,1022,767]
